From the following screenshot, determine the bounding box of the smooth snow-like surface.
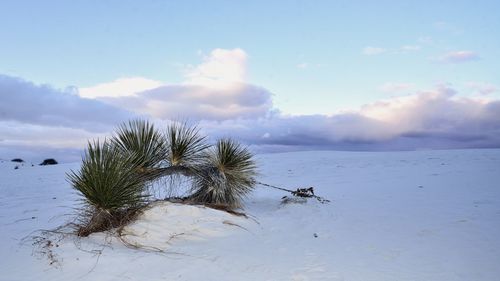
[120,201,252,250]
[1,149,499,281]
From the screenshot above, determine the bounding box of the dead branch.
[256,181,330,203]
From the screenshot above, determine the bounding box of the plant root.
[77,207,143,237]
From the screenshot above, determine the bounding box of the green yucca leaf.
[111,119,166,171]
[69,120,258,237]
[166,122,210,167]
[68,140,148,212]
[190,138,257,208]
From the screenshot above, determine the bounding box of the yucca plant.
[165,122,210,167]
[139,122,210,182]
[68,120,258,236]
[190,139,257,208]
[111,120,166,174]
[68,141,148,236]
[137,122,210,197]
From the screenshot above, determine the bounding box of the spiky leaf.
[68,141,148,212]
[111,119,166,171]
[166,122,210,167]
[191,139,257,208]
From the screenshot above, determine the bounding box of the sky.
[1,0,500,162]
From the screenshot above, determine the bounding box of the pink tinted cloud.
[201,85,500,151]
[438,51,479,64]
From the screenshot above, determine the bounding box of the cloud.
[11,82,495,161]
[438,51,479,64]
[417,36,433,44]
[401,45,421,52]
[199,86,500,150]
[79,77,163,99]
[465,82,498,96]
[363,45,421,55]
[101,83,273,120]
[379,82,416,94]
[2,48,500,162]
[0,120,105,148]
[362,46,386,55]
[296,62,325,70]
[296,63,308,69]
[184,48,247,90]
[87,48,274,121]
[0,75,135,132]
[0,75,139,162]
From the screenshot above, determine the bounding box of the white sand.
[1,149,499,280]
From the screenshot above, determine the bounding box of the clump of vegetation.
[40,159,58,165]
[165,122,209,167]
[190,139,257,208]
[68,120,257,236]
[68,141,149,236]
[111,120,166,172]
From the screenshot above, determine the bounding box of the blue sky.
[1,0,500,161]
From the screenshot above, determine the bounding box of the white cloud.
[465,81,498,96]
[2,49,500,159]
[438,51,479,64]
[401,45,421,52]
[296,62,326,69]
[360,86,459,132]
[417,36,433,44]
[363,45,420,55]
[102,83,273,120]
[79,77,163,99]
[200,85,500,150]
[0,120,105,148]
[296,63,308,69]
[362,46,386,55]
[184,48,247,90]
[0,75,138,162]
[88,48,273,121]
[379,82,416,94]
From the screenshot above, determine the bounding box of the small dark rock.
[11,158,24,163]
[14,165,19,170]
[313,233,318,238]
[40,158,58,166]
